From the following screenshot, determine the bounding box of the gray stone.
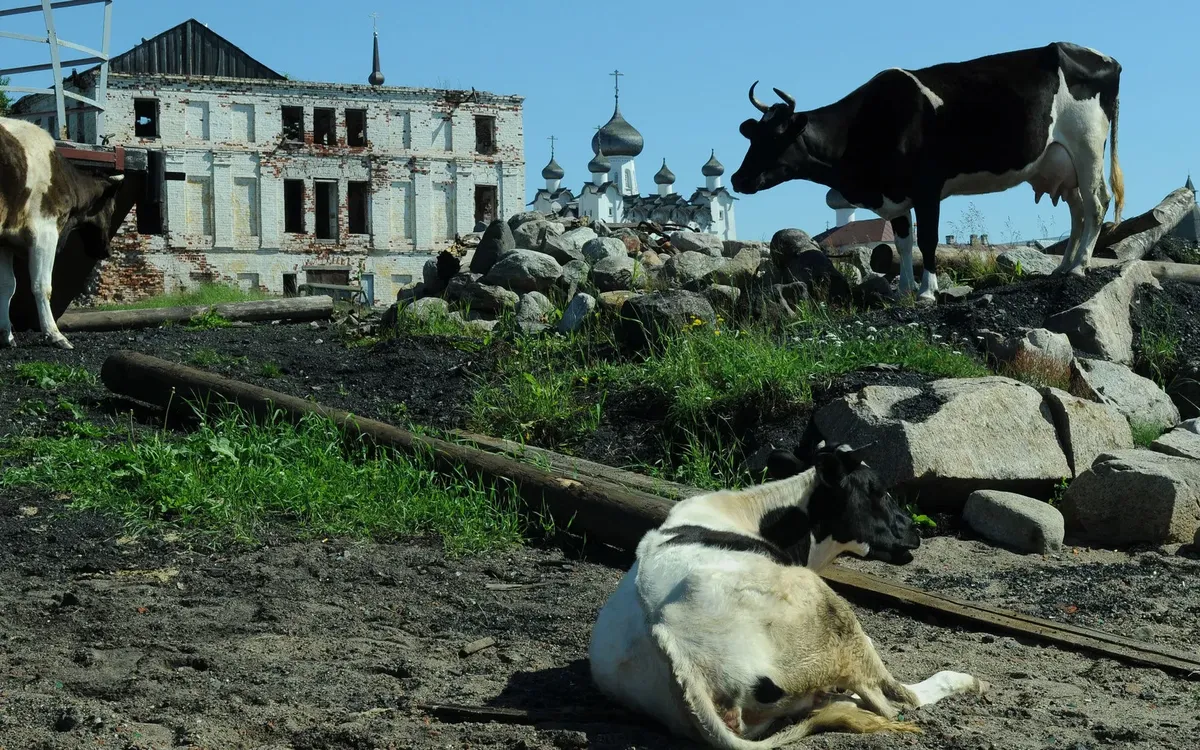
[464,318,499,333]
[582,237,629,265]
[1150,419,1200,460]
[507,211,544,231]
[513,220,565,252]
[482,250,563,295]
[704,285,741,316]
[405,296,450,322]
[1045,261,1161,364]
[1166,360,1200,420]
[1041,387,1132,475]
[469,219,515,275]
[1061,450,1200,545]
[670,230,725,258]
[938,285,973,303]
[592,219,612,237]
[639,250,664,268]
[597,290,641,315]
[556,259,590,300]
[964,490,1065,554]
[711,248,763,287]
[980,327,1075,366]
[1072,358,1180,433]
[516,291,555,324]
[557,293,597,334]
[779,249,851,303]
[592,254,636,292]
[538,226,598,265]
[444,274,519,314]
[662,251,727,291]
[814,377,1071,502]
[996,248,1059,277]
[722,239,770,259]
[827,244,876,278]
[422,258,442,289]
[620,290,717,348]
[770,228,821,265]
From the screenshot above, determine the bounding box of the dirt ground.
[3,312,1200,749]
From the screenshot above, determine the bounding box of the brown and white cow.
[1,115,126,349]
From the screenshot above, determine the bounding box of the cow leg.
[913,197,940,304]
[1055,188,1086,273]
[1058,139,1108,276]
[30,222,72,350]
[890,212,916,297]
[0,248,16,348]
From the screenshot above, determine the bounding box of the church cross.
[548,134,557,157]
[369,12,379,33]
[610,69,624,103]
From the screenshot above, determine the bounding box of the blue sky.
[5,0,1196,242]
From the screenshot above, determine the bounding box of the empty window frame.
[281,106,303,141]
[474,115,496,155]
[283,273,298,297]
[346,108,367,147]
[347,181,370,235]
[474,185,498,225]
[314,180,339,240]
[134,98,159,138]
[313,108,336,146]
[283,179,305,233]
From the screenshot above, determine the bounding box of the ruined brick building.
[10,18,525,305]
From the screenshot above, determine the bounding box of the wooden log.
[448,429,703,502]
[1042,185,1196,260]
[57,296,334,333]
[868,244,1008,276]
[99,351,673,552]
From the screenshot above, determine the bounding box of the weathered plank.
[58,296,333,332]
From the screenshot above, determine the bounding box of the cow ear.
[790,112,809,133]
[814,450,846,487]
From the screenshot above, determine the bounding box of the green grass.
[0,404,524,555]
[259,361,284,379]
[189,349,249,368]
[1131,421,1166,449]
[92,282,272,311]
[940,253,1023,290]
[183,310,232,330]
[1139,328,1180,388]
[12,361,97,390]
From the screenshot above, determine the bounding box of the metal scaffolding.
[0,0,113,144]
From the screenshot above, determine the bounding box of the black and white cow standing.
[1,115,125,349]
[730,42,1125,303]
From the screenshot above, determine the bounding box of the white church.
[530,72,737,240]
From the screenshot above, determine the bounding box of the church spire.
[368,13,385,86]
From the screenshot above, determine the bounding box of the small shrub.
[184,310,231,330]
[259,362,283,379]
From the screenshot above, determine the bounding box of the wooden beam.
[58,296,334,333]
[99,351,673,553]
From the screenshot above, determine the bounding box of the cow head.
[71,171,125,258]
[730,82,812,195]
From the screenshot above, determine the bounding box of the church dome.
[541,157,565,180]
[654,159,675,185]
[588,148,611,175]
[701,150,724,177]
[591,105,644,158]
[825,187,853,210]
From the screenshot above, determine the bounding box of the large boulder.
[712,248,766,287]
[516,291,555,324]
[619,290,716,349]
[1040,386,1132,476]
[507,210,544,232]
[1150,419,1200,460]
[963,490,1065,554]
[1045,261,1161,364]
[557,292,597,335]
[482,250,563,295]
[513,220,565,252]
[770,228,821,266]
[722,239,770,259]
[538,227,597,265]
[444,273,519,313]
[670,230,724,258]
[1071,358,1180,433]
[996,248,1059,277]
[469,219,516,275]
[980,327,1075,366]
[402,296,451,322]
[780,249,851,303]
[1061,450,1200,545]
[662,251,727,291]
[582,237,629,265]
[814,376,1071,507]
[592,254,636,292]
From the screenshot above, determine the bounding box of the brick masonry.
[28,74,525,305]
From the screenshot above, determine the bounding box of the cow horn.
[773,87,796,110]
[748,81,769,114]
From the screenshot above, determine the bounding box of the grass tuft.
[998,348,1074,392]
[12,362,97,390]
[1131,421,1166,449]
[0,403,524,555]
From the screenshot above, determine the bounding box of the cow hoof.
[1,334,15,349]
[49,336,74,351]
[916,293,937,307]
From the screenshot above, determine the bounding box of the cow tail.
[1110,93,1124,224]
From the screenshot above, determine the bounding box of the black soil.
[1131,279,1200,383]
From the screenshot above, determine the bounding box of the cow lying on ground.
[589,442,987,747]
[729,42,1124,303]
[1,115,126,349]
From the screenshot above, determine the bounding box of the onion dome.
[590,104,644,158]
[542,156,565,181]
[588,145,611,175]
[654,159,675,185]
[701,150,724,177]
[825,187,854,210]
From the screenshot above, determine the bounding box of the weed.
[905,503,938,529]
[189,349,248,368]
[12,362,97,390]
[0,402,524,554]
[999,348,1074,392]
[184,310,231,331]
[1131,421,1165,448]
[1139,328,1180,388]
[1049,477,1070,507]
[259,362,284,379]
[93,282,270,311]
